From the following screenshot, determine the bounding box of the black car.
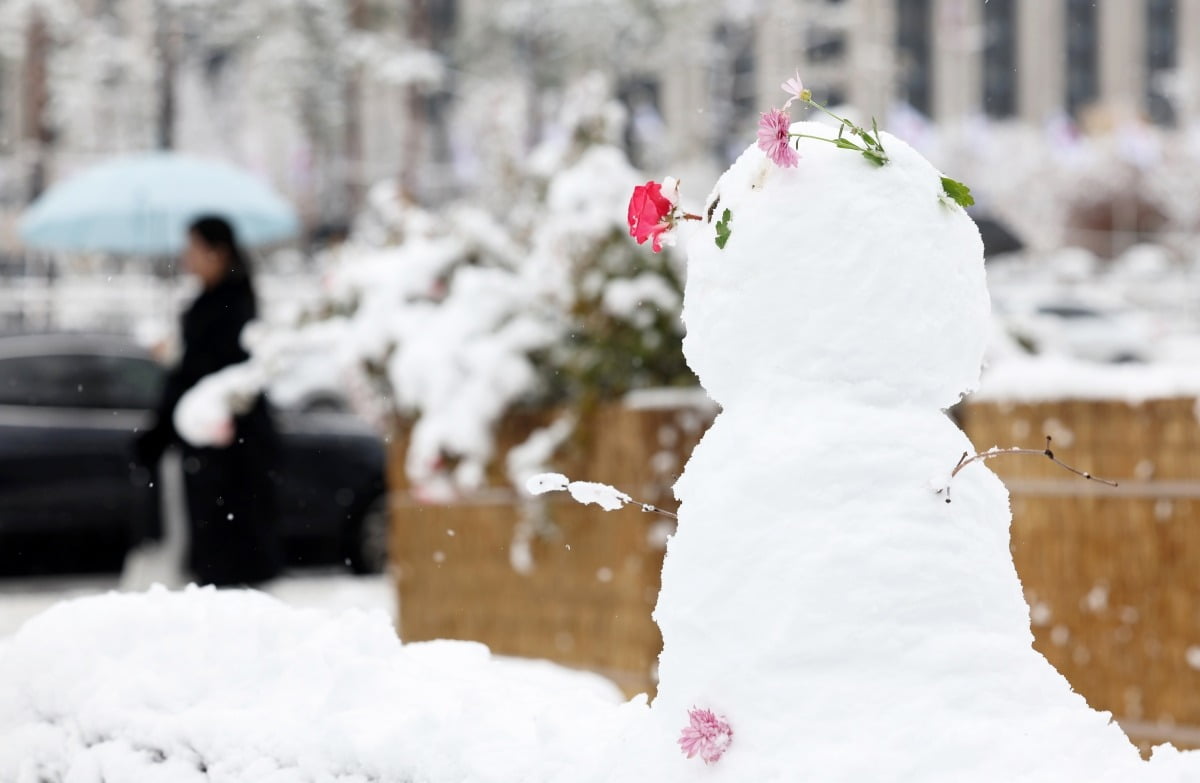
[0,333,390,576]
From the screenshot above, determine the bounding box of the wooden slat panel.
[963,398,1200,754]
[388,403,710,697]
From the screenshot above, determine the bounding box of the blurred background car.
[1002,300,1164,363]
[0,333,389,577]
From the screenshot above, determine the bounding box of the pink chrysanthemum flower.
[678,707,733,764]
[757,109,799,168]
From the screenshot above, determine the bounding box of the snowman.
[605,88,1200,782]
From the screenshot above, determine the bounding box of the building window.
[806,26,847,64]
[710,21,756,164]
[429,0,457,44]
[619,77,665,170]
[1146,0,1177,125]
[982,0,1017,118]
[1065,0,1099,116]
[896,0,932,116]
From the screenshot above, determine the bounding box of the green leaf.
[861,149,888,167]
[710,225,729,250]
[834,137,864,152]
[715,208,732,250]
[940,176,975,208]
[872,117,885,152]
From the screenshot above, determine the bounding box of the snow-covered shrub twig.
[526,473,678,520]
[936,436,1118,503]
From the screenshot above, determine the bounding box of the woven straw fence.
[961,397,1200,753]
[388,401,712,696]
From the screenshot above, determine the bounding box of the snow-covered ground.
[973,242,1200,402]
[986,243,1200,367]
[0,572,394,640]
[0,586,629,781]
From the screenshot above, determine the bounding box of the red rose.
[627,180,676,252]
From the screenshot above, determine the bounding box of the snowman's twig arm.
[532,475,679,520]
[589,494,679,520]
[940,436,1117,502]
[634,502,679,520]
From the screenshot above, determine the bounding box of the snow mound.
[0,587,629,781]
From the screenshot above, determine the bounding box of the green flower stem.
[798,97,886,157]
[788,132,850,148]
[784,91,890,166]
[804,98,853,130]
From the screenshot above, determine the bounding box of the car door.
[0,350,163,573]
[272,410,387,565]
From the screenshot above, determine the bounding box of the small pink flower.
[678,707,733,764]
[757,109,799,168]
[781,70,806,108]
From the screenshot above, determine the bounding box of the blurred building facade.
[0,0,1197,253]
[653,0,1200,166]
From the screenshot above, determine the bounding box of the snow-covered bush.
[245,74,696,494]
[527,98,693,406]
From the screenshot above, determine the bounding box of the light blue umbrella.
[20,152,301,254]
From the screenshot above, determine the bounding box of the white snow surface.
[525,474,634,512]
[565,481,632,512]
[0,587,628,781]
[976,355,1200,403]
[172,361,265,448]
[525,471,570,496]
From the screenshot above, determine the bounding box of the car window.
[0,353,164,410]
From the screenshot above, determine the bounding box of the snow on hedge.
[173,74,694,497]
[0,587,629,781]
[976,355,1200,403]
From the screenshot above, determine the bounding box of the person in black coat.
[135,216,283,587]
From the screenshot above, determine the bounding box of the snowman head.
[649,118,990,411]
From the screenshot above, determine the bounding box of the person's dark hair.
[189,215,251,281]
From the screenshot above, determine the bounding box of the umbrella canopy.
[20,153,300,255]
